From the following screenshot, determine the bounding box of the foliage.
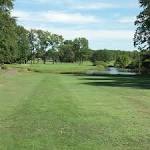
[16,26,30,64]
[91,50,137,69]
[134,0,150,73]
[115,55,130,68]
[0,0,18,64]
[1,64,7,70]
[94,61,108,71]
[58,39,90,63]
[91,50,114,64]
[134,0,150,50]
[141,50,150,73]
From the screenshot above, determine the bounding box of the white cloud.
[74,2,118,10]
[13,17,135,50]
[12,10,31,21]
[23,23,134,41]
[12,10,134,41]
[43,11,99,24]
[71,2,138,10]
[53,29,134,41]
[118,16,136,24]
[12,10,100,24]
[16,0,138,10]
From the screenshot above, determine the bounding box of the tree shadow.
[61,71,150,89]
[81,74,150,89]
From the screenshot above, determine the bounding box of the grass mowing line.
[0,73,84,150]
[0,64,150,150]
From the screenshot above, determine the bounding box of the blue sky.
[12,0,140,50]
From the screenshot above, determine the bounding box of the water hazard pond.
[87,67,137,75]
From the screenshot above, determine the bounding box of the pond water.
[105,67,136,75]
[87,67,136,75]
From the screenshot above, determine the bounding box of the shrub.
[94,61,108,71]
[27,68,32,71]
[1,65,8,70]
[93,61,107,66]
[127,60,139,69]
[96,65,105,71]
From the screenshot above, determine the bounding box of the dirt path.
[1,68,18,77]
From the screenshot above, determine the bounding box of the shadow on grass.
[83,75,150,89]
[61,72,150,89]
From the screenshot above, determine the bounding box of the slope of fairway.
[0,66,150,150]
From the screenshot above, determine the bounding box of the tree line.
[91,49,139,70]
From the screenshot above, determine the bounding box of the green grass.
[0,63,150,150]
[9,61,95,73]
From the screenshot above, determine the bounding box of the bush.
[93,61,107,67]
[94,61,108,71]
[96,65,105,71]
[127,61,138,69]
[27,68,32,71]
[1,65,8,70]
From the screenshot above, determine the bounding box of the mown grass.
[8,62,95,73]
[0,63,150,150]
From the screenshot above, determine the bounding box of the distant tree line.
[27,30,91,64]
[91,49,139,70]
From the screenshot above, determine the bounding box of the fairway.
[0,64,150,150]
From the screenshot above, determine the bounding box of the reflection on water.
[106,67,136,75]
[87,67,136,75]
[106,67,119,74]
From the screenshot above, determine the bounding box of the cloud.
[12,10,134,41]
[22,23,134,41]
[13,0,137,50]
[24,25,135,49]
[12,10,30,21]
[12,10,100,24]
[73,2,118,10]
[15,0,138,10]
[118,16,136,24]
[70,1,138,10]
[43,11,99,24]
[52,29,134,41]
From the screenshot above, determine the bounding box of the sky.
[12,0,140,50]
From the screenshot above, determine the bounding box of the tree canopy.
[134,0,150,73]
[134,0,150,50]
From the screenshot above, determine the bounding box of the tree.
[91,50,114,66]
[33,31,63,64]
[0,0,18,64]
[29,29,38,64]
[115,55,130,68]
[0,0,14,12]
[48,34,63,64]
[59,40,75,63]
[35,30,50,64]
[141,50,150,73]
[47,49,59,64]
[134,0,150,50]
[73,38,89,63]
[16,26,30,64]
[134,0,150,73]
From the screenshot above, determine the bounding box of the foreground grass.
[0,64,150,150]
